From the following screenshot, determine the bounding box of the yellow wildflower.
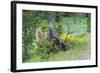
[60,33,81,42]
[60,33,67,41]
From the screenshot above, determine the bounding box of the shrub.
[35,39,59,60]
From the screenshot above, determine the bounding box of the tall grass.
[23,33,90,62]
[22,16,90,63]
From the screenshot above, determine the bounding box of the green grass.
[23,33,90,62]
[22,16,90,63]
[48,34,91,61]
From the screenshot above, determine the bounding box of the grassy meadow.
[22,10,91,63]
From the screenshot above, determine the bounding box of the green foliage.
[22,10,91,62]
[53,22,63,36]
[36,39,59,60]
[23,34,90,62]
[22,39,59,62]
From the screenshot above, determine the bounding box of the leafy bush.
[33,39,59,60]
